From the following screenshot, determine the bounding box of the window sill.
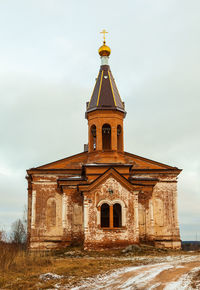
[100,227,126,231]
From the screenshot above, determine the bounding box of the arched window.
[101,203,110,227]
[46,198,56,227]
[90,125,96,151]
[100,202,123,228]
[102,124,111,150]
[113,203,122,227]
[117,125,122,151]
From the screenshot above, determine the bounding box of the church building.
[27,33,181,250]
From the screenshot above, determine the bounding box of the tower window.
[102,124,111,150]
[91,125,96,151]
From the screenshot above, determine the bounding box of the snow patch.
[60,255,200,289]
[164,266,200,290]
[175,265,185,269]
[148,282,161,289]
[39,272,63,281]
[70,263,174,290]
[70,267,141,290]
[121,264,173,289]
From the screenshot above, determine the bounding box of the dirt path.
[71,255,200,290]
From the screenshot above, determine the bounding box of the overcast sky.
[0,0,199,240]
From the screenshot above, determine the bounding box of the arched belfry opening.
[102,124,111,150]
[117,125,122,151]
[90,125,96,151]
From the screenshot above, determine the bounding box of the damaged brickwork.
[27,161,181,250]
[26,42,182,251]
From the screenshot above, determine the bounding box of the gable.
[28,149,180,172]
[124,151,179,170]
[94,176,130,208]
[34,152,88,170]
[78,168,134,192]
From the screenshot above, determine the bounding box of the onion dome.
[98,41,111,57]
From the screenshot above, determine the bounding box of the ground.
[0,245,200,289]
[71,255,200,289]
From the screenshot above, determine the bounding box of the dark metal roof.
[86,65,125,114]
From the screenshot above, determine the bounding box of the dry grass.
[0,244,197,289]
[0,242,19,271]
[0,249,136,289]
[0,243,53,289]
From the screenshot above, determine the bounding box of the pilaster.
[96,126,102,151]
[112,125,117,151]
[62,193,67,229]
[173,188,180,234]
[83,195,89,234]
[133,191,139,239]
[31,190,36,229]
[149,199,155,238]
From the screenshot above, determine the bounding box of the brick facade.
[27,45,182,250]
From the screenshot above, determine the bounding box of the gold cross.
[100,29,108,43]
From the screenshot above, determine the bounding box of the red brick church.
[27,33,181,250]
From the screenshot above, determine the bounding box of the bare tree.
[0,230,7,242]
[10,219,26,245]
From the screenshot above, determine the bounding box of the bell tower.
[85,31,126,163]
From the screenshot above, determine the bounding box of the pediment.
[78,168,134,192]
[124,151,180,171]
[27,149,181,175]
[32,152,88,170]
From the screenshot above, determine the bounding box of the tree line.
[0,206,27,247]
